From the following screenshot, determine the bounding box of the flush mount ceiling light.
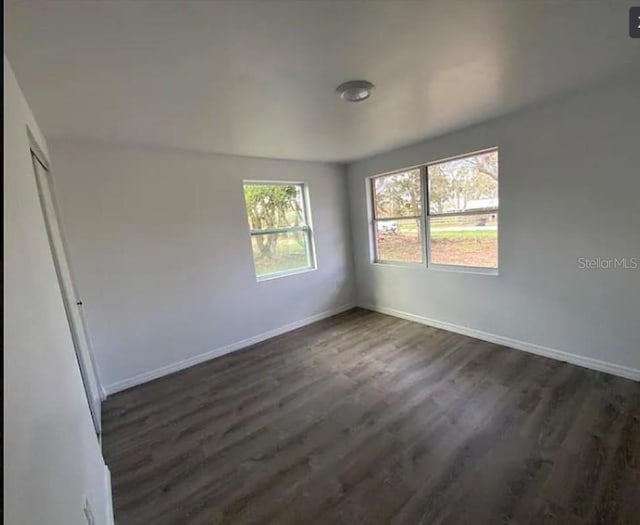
[336,80,375,102]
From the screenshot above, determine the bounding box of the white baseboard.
[104,304,355,395]
[360,303,640,382]
[104,465,114,525]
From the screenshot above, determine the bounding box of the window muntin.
[369,149,498,270]
[243,182,315,279]
[371,169,424,264]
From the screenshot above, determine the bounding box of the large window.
[370,149,498,270]
[243,182,315,280]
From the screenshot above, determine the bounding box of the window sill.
[429,264,499,276]
[370,261,498,276]
[371,260,424,269]
[256,266,316,282]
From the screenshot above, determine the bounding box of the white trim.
[104,465,114,525]
[30,149,103,435]
[104,304,355,395]
[360,303,640,382]
[256,265,316,282]
[428,264,499,276]
[372,260,424,269]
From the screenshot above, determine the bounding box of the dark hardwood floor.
[102,308,640,525]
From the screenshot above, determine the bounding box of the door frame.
[28,128,104,437]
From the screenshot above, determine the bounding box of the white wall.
[3,57,112,525]
[49,141,355,392]
[347,73,640,378]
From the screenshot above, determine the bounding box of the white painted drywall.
[347,73,640,375]
[48,142,355,392]
[3,57,112,525]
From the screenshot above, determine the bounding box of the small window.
[427,150,498,269]
[371,169,424,263]
[243,182,315,280]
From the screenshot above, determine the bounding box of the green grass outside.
[377,227,498,267]
[430,229,497,240]
[252,227,497,275]
[252,236,310,277]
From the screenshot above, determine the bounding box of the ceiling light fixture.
[336,80,375,102]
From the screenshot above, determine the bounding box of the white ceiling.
[5,0,640,163]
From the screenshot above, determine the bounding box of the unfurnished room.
[4,1,640,524]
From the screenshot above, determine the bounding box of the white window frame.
[368,147,499,274]
[369,167,426,266]
[243,180,317,281]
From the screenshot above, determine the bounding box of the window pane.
[429,213,498,268]
[243,183,306,230]
[428,150,498,214]
[375,219,423,263]
[251,230,312,278]
[373,169,422,219]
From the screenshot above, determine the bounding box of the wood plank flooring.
[102,308,640,525]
